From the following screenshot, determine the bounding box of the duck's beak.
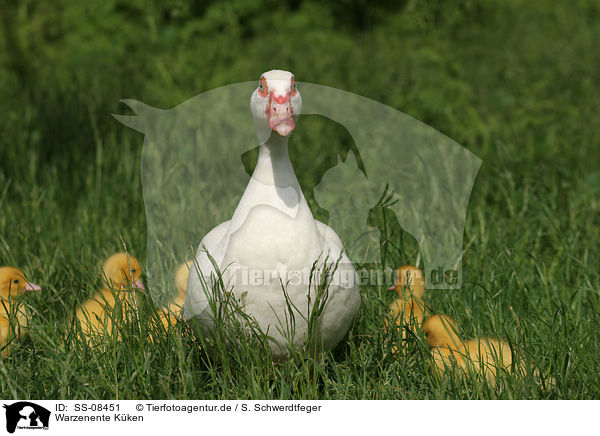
[388,285,396,291]
[267,92,295,136]
[24,282,41,292]
[134,280,145,291]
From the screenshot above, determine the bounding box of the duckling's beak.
[24,282,41,292]
[134,280,145,291]
[388,285,396,291]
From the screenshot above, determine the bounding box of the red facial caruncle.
[259,75,297,136]
[258,77,269,98]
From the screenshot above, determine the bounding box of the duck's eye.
[131,269,136,274]
[13,279,19,284]
[258,82,264,91]
[292,82,297,91]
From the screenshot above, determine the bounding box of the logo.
[2,402,50,434]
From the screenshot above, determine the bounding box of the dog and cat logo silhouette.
[2,402,50,433]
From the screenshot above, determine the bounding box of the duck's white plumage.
[184,70,360,358]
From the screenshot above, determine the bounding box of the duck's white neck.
[252,134,299,189]
[225,132,307,237]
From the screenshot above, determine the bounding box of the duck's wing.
[184,220,230,319]
[315,220,343,249]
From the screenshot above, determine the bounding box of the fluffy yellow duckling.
[423,314,470,374]
[423,314,513,381]
[388,299,427,334]
[461,337,513,380]
[422,314,462,348]
[386,266,428,349]
[75,253,144,341]
[159,261,191,329]
[389,265,426,299]
[0,267,41,354]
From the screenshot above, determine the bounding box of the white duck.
[184,69,361,359]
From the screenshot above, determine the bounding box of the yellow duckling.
[0,267,41,355]
[422,313,462,348]
[75,252,144,341]
[389,265,426,299]
[159,261,191,329]
[386,266,428,348]
[423,314,513,382]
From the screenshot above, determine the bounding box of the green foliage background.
[0,0,599,399]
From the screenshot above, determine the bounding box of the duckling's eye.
[13,279,19,284]
[131,269,136,274]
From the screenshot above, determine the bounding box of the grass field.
[1,0,599,399]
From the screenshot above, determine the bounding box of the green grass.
[0,0,599,399]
